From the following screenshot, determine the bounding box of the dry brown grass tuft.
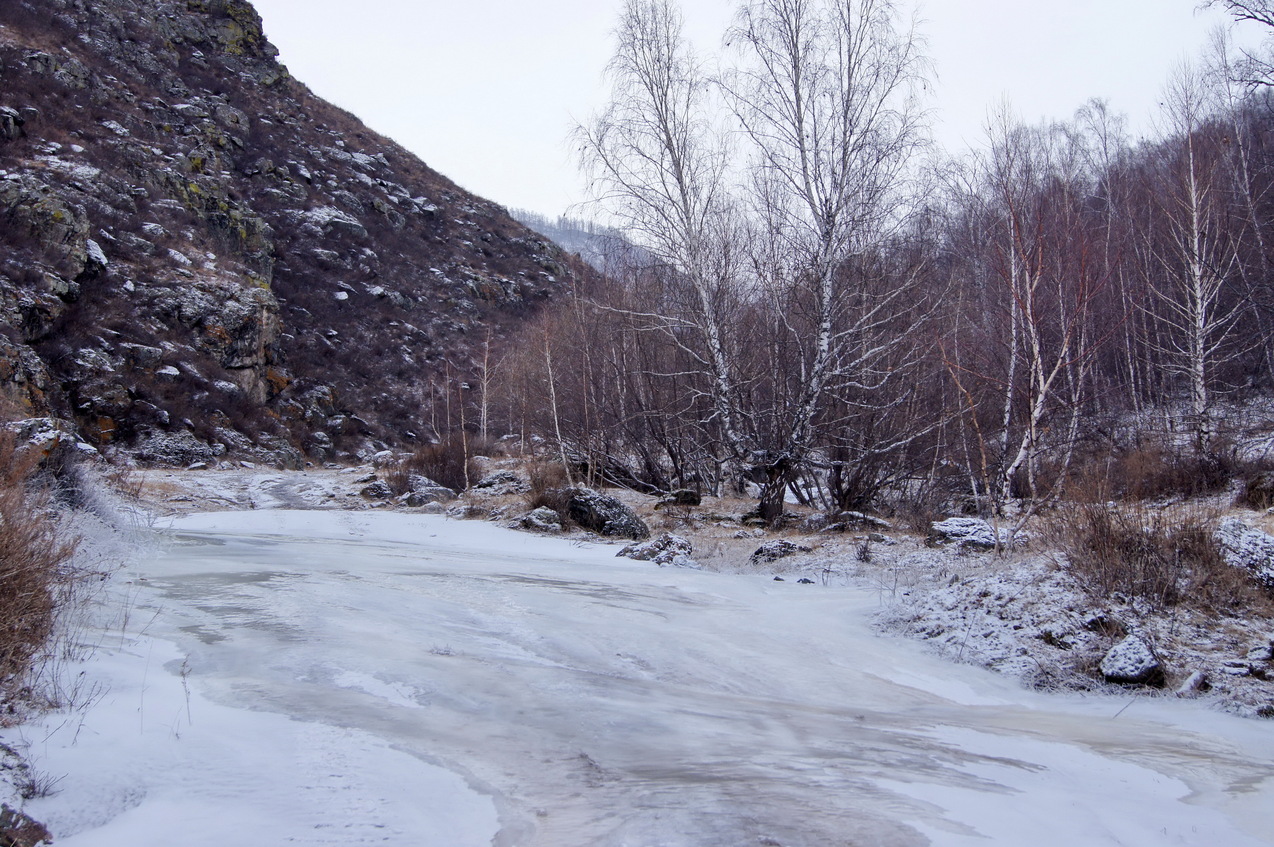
[1053,501,1272,615]
[0,431,78,712]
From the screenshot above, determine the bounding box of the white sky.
[248,0,1264,218]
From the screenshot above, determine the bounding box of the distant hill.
[511,209,644,273]
[0,0,589,465]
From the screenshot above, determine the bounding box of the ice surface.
[13,510,1274,846]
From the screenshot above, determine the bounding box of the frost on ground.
[850,539,1274,718]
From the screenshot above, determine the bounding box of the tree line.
[478,0,1274,526]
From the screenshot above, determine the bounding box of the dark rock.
[655,489,701,509]
[0,106,24,141]
[1099,635,1165,686]
[797,578,815,584]
[566,487,649,540]
[749,539,812,565]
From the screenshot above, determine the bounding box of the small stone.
[1175,670,1210,697]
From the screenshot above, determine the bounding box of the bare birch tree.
[575,0,750,491]
[1149,61,1250,451]
[724,0,930,521]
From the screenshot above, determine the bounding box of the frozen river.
[24,510,1274,846]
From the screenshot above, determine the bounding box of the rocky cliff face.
[0,0,581,464]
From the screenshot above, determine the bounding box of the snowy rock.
[519,507,563,533]
[85,238,108,269]
[835,511,892,530]
[473,469,528,495]
[930,517,1004,549]
[749,539,813,565]
[135,430,223,466]
[1099,635,1164,686]
[1246,639,1274,664]
[566,488,649,540]
[1175,670,1210,697]
[617,534,699,568]
[402,474,456,505]
[360,480,393,500]
[1215,518,1274,586]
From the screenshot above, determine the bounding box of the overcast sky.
[249,0,1263,219]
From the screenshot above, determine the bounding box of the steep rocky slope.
[0,0,583,465]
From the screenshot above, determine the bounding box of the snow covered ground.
[6,509,1273,846]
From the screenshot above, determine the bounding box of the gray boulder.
[519,507,563,533]
[402,473,456,506]
[474,469,529,495]
[932,514,1009,547]
[617,534,699,568]
[566,487,649,540]
[1215,518,1274,587]
[360,480,393,500]
[1100,635,1165,686]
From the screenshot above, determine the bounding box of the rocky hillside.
[0,0,584,465]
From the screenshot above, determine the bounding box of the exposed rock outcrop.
[565,487,649,541]
[0,0,588,463]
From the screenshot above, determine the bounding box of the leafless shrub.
[387,433,480,494]
[526,460,569,498]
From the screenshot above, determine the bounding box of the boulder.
[1099,635,1165,686]
[1215,518,1274,586]
[519,507,563,533]
[359,480,393,500]
[617,534,699,568]
[134,430,223,466]
[929,517,1009,550]
[403,473,456,504]
[566,487,649,540]
[474,469,529,495]
[0,106,24,141]
[749,539,812,565]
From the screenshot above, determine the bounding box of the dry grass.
[1052,501,1271,615]
[0,432,78,713]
